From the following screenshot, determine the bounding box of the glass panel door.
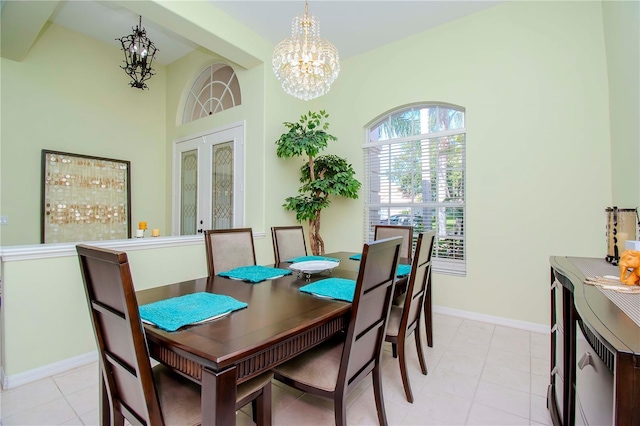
[173,123,244,235]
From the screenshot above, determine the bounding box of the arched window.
[364,103,466,275]
[182,64,241,124]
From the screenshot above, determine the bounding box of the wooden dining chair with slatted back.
[271,225,307,264]
[384,231,436,403]
[76,244,273,426]
[204,228,257,276]
[374,224,414,261]
[273,236,403,426]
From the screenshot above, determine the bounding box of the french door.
[172,122,244,235]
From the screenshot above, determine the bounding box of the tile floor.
[0,314,553,425]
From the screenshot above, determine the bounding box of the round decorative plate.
[289,260,340,275]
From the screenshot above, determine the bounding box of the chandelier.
[272,0,340,101]
[116,16,158,90]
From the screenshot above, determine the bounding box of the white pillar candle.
[136,229,144,238]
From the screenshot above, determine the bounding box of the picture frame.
[41,150,131,243]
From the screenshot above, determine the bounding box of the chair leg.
[372,364,389,426]
[254,381,272,426]
[414,327,428,375]
[334,393,348,426]
[425,276,433,347]
[397,339,414,403]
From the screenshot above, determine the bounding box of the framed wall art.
[41,150,131,243]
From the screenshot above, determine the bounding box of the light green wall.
[317,1,611,324]
[603,0,640,207]
[0,23,168,246]
[1,243,207,376]
[1,0,632,379]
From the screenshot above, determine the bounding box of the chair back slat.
[76,244,164,425]
[402,231,436,333]
[339,236,402,393]
[374,225,413,260]
[204,228,256,275]
[272,226,307,264]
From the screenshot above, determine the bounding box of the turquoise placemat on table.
[300,278,356,302]
[349,253,362,260]
[139,292,247,332]
[218,265,292,283]
[286,255,340,263]
[396,264,412,277]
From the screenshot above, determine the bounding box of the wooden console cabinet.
[549,257,640,426]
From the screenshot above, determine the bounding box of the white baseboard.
[2,351,98,390]
[433,305,550,334]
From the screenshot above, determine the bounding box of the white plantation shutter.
[364,104,466,275]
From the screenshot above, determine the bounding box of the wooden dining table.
[135,251,416,425]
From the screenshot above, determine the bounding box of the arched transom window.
[183,64,241,124]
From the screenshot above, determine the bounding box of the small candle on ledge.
[138,221,147,230]
[135,229,144,238]
[151,228,160,237]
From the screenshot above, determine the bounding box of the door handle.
[197,229,203,234]
[577,352,592,370]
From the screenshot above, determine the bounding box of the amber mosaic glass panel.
[41,150,131,243]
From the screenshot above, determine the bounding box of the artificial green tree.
[276,110,361,255]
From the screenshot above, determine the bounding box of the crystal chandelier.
[116,16,158,90]
[272,0,340,101]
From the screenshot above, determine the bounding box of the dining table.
[134,251,414,425]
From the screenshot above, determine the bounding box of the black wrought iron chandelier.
[116,16,158,90]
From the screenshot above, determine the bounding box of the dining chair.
[76,244,273,426]
[271,225,307,264]
[273,236,402,426]
[374,224,413,261]
[384,231,436,403]
[204,228,257,276]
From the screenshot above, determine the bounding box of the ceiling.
[48,1,502,66]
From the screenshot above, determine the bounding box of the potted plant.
[276,110,361,255]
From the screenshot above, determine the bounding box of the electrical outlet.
[0,216,8,225]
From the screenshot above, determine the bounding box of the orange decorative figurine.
[619,250,640,285]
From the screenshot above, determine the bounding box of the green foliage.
[276,110,337,159]
[275,111,362,252]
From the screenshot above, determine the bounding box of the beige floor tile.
[274,393,335,425]
[421,367,479,400]
[401,388,472,425]
[466,402,529,425]
[347,385,408,425]
[531,356,550,376]
[485,347,531,373]
[53,363,99,396]
[1,398,77,425]
[459,319,496,336]
[0,378,64,419]
[64,383,99,416]
[491,331,531,357]
[435,351,485,378]
[79,408,99,426]
[531,373,550,397]
[474,380,530,418]
[481,362,531,393]
[530,394,554,425]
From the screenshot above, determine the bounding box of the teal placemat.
[139,292,247,332]
[397,264,411,277]
[349,253,362,260]
[287,255,340,263]
[300,278,356,302]
[218,265,292,283]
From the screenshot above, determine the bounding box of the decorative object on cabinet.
[116,16,158,90]
[604,206,639,265]
[41,150,131,243]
